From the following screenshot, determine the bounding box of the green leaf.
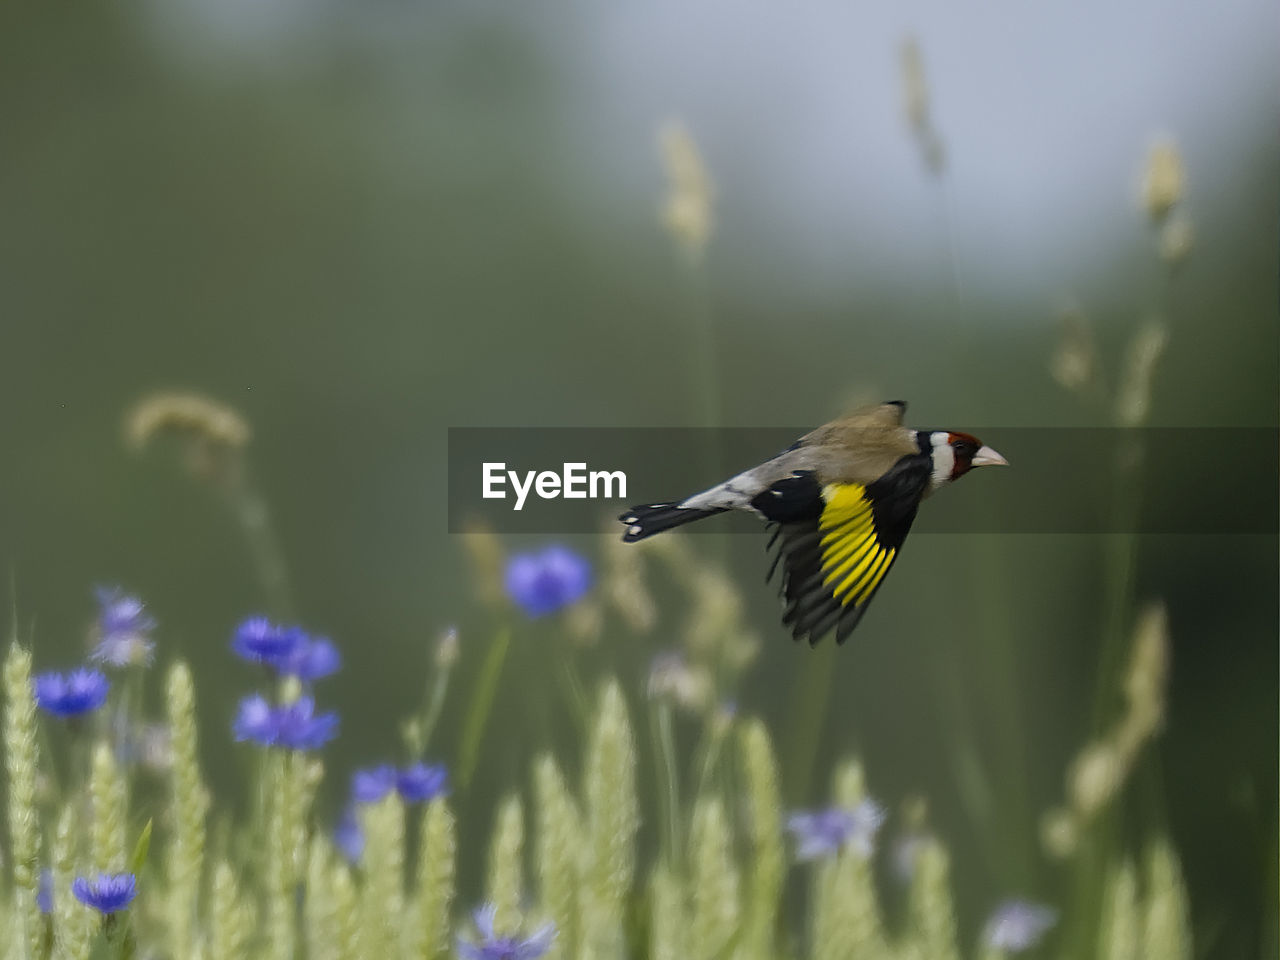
[129,819,153,876]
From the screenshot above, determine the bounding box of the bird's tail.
[619,502,726,542]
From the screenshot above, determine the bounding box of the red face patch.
[947,432,982,480]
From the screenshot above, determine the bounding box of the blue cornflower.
[232,694,277,743]
[334,806,364,864]
[786,799,886,862]
[351,765,398,803]
[37,869,53,914]
[271,696,339,749]
[397,763,448,803]
[71,873,138,915]
[232,695,338,750]
[504,545,592,617]
[458,904,556,960]
[984,900,1058,953]
[33,669,110,717]
[278,635,341,681]
[231,617,303,665]
[90,587,156,667]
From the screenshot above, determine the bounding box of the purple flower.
[37,869,53,914]
[458,904,556,960]
[984,900,1058,953]
[334,806,364,864]
[232,618,341,680]
[231,617,303,665]
[233,695,338,750]
[272,697,339,750]
[90,587,156,667]
[33,669,110,717]
[232,694,277,743]
[351,765,398,803]
[278,636,341,681]
[71,873,137,914]
[504,545,591,617]
[786,799,886,862]
[397,763,448,803]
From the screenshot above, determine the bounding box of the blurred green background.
[1,0,1276,956]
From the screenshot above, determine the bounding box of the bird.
[618,401,1007,645]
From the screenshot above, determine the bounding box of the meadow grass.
[1,533,1191,960]
[0,44,1204,959]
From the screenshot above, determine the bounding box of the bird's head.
[925,430,1007,491]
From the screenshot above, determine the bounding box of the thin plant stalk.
[413,655,454,760]
[458,626,511,791]
[783,642,835,804]
[649,699,682,867]
[224,470,294,620]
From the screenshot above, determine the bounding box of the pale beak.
[971,445,1008,467]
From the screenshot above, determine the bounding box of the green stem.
[36,723,65,810]
[556,648,591,741]
[693,722,727,804]
[929,648,1001,881]
[457,626,510,792]
[414,659,453,760]
[1064,432,1144,959]
[680,255,727,565]
[928,143,1037,889]
[782,643,835,804]
[650,700,682,867]
[105,912,137,960]
[968,532,1035,887]
[684,259,722,438]
[226,470,294,620]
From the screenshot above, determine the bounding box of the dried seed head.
[603,533,656,633]
[1158,213,1194,267]
[125,392,250,452]
[1123,603,1169,740]
[900,36,946,174]
[900,37,929,132]
[1069,742,1122,817]
[1116,319,1168,427]
[1141,139,1186,221]
[659,120,714,261]
[684,568,744,658]
[565,598,603,647]
[647,652,712,712]
[460,524,506,608]
[1049,307,1096,393]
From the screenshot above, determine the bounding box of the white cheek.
[929,435,955,491]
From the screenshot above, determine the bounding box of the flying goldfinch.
[618,401,1007,645]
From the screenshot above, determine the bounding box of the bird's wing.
[664,403,914,515]
[851,400,908,428]
[762,457,930,644]
[799,403,921,484]
[806,400,909,432]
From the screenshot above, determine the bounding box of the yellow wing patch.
[819,483,896,606]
